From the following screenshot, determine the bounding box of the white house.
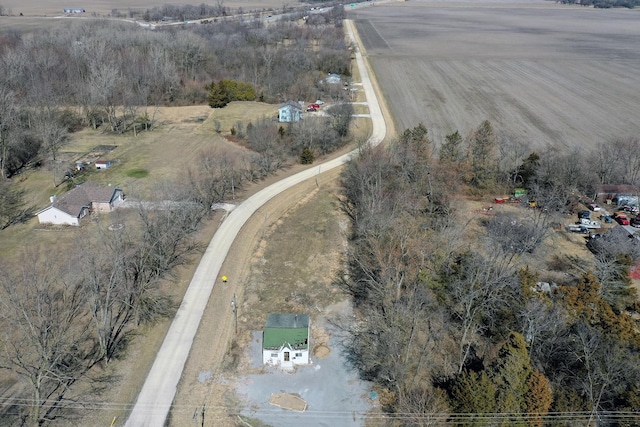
[36,181,124,226]
[63,8,86,13]
[278,102,301,123]
[262,313,310,370]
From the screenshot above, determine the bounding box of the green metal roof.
[263,314,309,350]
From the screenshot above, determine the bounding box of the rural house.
[596,184,639,206]
[325,73,341,84]
[36,181,124,226]
[262,313,310,370]
[278,102,301,123]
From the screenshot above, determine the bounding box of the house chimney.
[50,195,57,203]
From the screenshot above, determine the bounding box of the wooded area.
[0,6,349,178]
[340,122,640,425]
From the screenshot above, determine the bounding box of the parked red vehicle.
[308,103,320,110]
[614,212,630,225]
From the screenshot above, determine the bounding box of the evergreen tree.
[519,152,540,187]
[439,130,464,164]
[206,81,230,108]
[467,120,497,190]
[450,370,497,426]
[490,332,532,424]
[300,148,315,164]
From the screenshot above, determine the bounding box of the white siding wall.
[37,207,79,226]
[262,347,310,370]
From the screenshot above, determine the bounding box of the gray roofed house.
[35,181,124,226]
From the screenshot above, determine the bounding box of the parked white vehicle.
[579,218,602,229]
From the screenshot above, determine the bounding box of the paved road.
[124,19,386,427]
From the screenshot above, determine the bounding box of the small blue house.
[326,73,341,84]
[278,102,301,123]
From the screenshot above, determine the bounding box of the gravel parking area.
[237,302,374,427]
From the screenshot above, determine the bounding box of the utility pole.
[231,294,237,335]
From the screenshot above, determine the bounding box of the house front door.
[284,352,290,362]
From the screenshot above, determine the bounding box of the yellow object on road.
[221,276,228,282]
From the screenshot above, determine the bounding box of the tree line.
[339,122,640,426]
[554,0,640,8]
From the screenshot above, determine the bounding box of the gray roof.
[279,101,301,110]
[46,181,119,217]
[264,313,309,329]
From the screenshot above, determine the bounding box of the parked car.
[308,103,320,110]
[614,212,630,225]
[588,203,601,211]
[602,215,612,224]
[578,210,591,220]
[631,217,640,228]
[306,107,317,112]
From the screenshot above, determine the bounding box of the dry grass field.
[0,102,277,259]
[349,0,640,150]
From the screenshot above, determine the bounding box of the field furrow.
[351,2,640,152]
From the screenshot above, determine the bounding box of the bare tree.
[35,113,69,161]
[0,252,94,426]
[127,185,206,324]
[570,323,635,425]
[484,209,550,257]
[326,102,353,139]
[0,87,17,179]
[440,250,518,374]
[185,147,241,209]
[497,133,529,186]
[78,227,134,363]
[0,180,34,229]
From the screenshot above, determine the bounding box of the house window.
[271,353,278,357]
[284,352,290,362]
[295,353,302,357]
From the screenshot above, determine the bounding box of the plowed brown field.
[350,1,640,150]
